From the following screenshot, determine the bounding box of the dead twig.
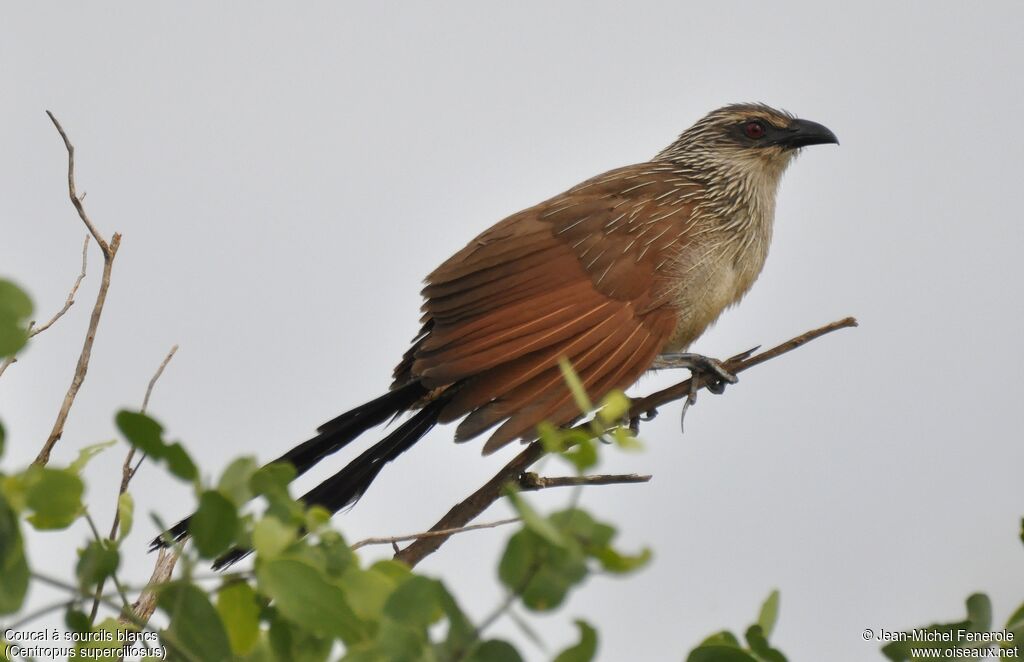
[352,517,521,551]
[125,548,178,626]
[351,472,648,552]
[35,112,122,467]
[91,345,178,622]
[0,236,89,379]
[394,316,858,568]
[517,472,651,491]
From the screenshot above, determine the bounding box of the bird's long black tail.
[151,380,429,550]
[210,390,452,569]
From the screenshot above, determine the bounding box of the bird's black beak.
[777,119,839,149]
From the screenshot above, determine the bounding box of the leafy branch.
[394,316,858,568]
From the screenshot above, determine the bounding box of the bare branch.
[352,517,521,551]
[35,113,122,467]
[125,548,178,626]
[517,472,651,491]
[91,345,178,622]
[32,236,89,337]
[394,316,858,568]
[140,345,179,413]
[351,473,649,552]
[44,112,112,256]
[0,236,89,380]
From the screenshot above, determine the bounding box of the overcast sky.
[2,2,1023,660]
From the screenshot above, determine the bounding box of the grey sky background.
[2,2,1022,660]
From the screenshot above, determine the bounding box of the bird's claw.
[628,408,658,435]
[652,352,739,434]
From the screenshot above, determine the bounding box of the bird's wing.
[404,163,701,453]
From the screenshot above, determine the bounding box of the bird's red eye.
[744,121,766,139]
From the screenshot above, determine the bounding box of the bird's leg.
[628,408,659,435]
[652,352,739,397]
[651,352,740,432]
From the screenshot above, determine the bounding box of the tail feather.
[211,393,451,569]
[150,381,428,551]
[275,381,428,478]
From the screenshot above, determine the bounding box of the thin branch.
[350,473,649,552]
[352,517,521,551]
[35,112,122,466]
[140,345,178,413]
[517,472,651,491]
[0,236,89,379]
[82,510,132,615]
[124,547,178,626]
[30,571,198,662]
[90,345,178,622]
[32,235,90,336]
[394,316,858,568]
[45,111,111,254]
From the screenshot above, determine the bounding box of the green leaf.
[538,421,567,454]
[383,575,444,629]
[597,390,630,424]
[550,509,614,548]
[466,639,524,662]
[0,279,33,357]
[744,625,787,662]
[0,491,28,614]
[757,590,780,639]
[218,457,258,506]
[115,411,197,482]
[252,517,297,560]
[506,489,565,547]
[342,563,402,622]
[318,531,356,578]
[191,490,240,558]
[115,410,165,455]
[250,463,300,523]
[436,580,476,653]
[1006,600,1024,632]
[65,607,91,633]
[267,609,333,662]
[0,421,6,458]
[164,443,199,483]
[498,530,587,612]
[367,619,428,660]
[217,581,261,655]
[593,545,652,574]
[965,593,992,632]
[73,618,126,661]
[553,620,598,662]
[257,557,366,643]
[698,632,742,648]
[305,505,331,532]
[687,645,760,662]
[561,437,598,472]
[558,357,594,413]
[609,425,644,451]
[25,467,83,529]
[69,440,117,474]
[158,582,233,662]
[880,593,991,660]
[76,539,120,589]
[116,492,134,541]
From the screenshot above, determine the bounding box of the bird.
[155,103,837,565]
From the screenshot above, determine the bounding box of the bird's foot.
[628,408,659,435]
[652,352,741,433]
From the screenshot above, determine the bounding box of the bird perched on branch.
[157,103,837,564]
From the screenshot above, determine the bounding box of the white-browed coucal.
[157,103,837,565]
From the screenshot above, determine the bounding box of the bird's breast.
[661,224,771,352]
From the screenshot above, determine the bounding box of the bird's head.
[659,103,838,182]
